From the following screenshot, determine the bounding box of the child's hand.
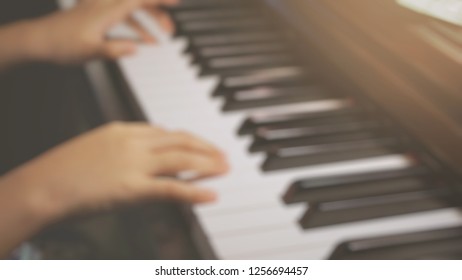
[28,0,179,64]
[4,122,228,222]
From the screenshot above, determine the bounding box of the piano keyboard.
[117,0,462,259]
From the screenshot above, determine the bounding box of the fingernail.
[199,190,218,203]
[120,44,137,56]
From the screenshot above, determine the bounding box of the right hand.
[4,122,229,221]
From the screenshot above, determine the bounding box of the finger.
[150,131,225,157]
[126,17,156,43]
[151,151,229,177]
[147,8,176,34]
[94,0,176,37]
[148,178,217,203]
[100,40,137,59]
[96,0,149,28]
[127,123,166,135]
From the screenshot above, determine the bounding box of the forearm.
[0,20,48,70]
[0,169,60,259]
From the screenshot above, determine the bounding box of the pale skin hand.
[0,0,178,69]
[0,122,229,258]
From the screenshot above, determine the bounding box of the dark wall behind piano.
[0,0,104,174]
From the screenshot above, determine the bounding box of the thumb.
[100,40,137,59]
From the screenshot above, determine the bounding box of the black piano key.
[256,120,383,141]
[173,9,258,22]
[215,66,312,96]
[250,117,389,152]
[223,85,334,111]
[238,104,362,135]
[287,174,442,205]
[191,43,291,66]
[262,138,403,172]
[330,227,462,260]
[187,32,285,54]
[300,189,460,229]
[200,54,299,76]
[251,131,391,154]
[283,166,431,204]
[196,43,290,61]
[176,18,272,36]
[169,0,247,11]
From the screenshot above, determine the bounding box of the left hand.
[25,0,179,64]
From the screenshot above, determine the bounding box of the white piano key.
[198,204,306,237]
[200,155,412,197]
[107,23,141,41]
[196,156,413,237]
[215,209,462,259]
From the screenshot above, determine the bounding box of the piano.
[44,0,462,259]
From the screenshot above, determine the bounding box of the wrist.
[0,166,66,229]
[19,19,53,63]
[0,21,40,69]
[0,169,68,257]
[0,19,52,66]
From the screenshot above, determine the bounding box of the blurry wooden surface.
[269,0,462,177]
